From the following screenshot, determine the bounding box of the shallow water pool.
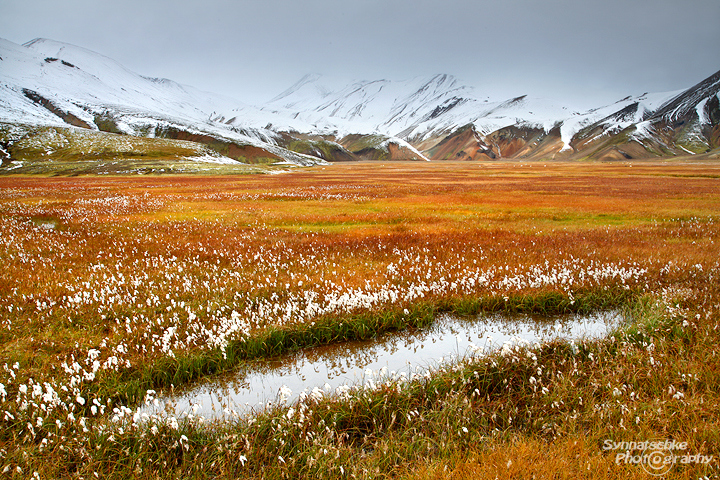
[146,309,623,419]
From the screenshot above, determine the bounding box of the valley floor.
[0,161,719,479]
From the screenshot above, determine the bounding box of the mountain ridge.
[1,37,718,172]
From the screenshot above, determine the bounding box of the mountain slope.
[567,71,720,160]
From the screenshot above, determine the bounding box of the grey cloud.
[1,0,718,106]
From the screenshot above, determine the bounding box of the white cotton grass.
[0,191,714,477]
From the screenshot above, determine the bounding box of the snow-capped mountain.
[0,38,325,166]
[1,37,718,170]
[247,70,719,160]
[260,73,478,136]
[257,73,574,139]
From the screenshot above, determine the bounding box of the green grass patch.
[0,124,286,175]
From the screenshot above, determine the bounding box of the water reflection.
[149,310,622,419]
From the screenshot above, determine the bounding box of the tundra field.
[0,161,719,479]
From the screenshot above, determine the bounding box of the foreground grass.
[9,291,717,479]
[0,161,718,478]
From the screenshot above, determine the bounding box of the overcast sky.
[1,0,719,107]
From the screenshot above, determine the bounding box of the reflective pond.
[147,309,623,419]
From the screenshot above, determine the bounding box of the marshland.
[0,161,719,479]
